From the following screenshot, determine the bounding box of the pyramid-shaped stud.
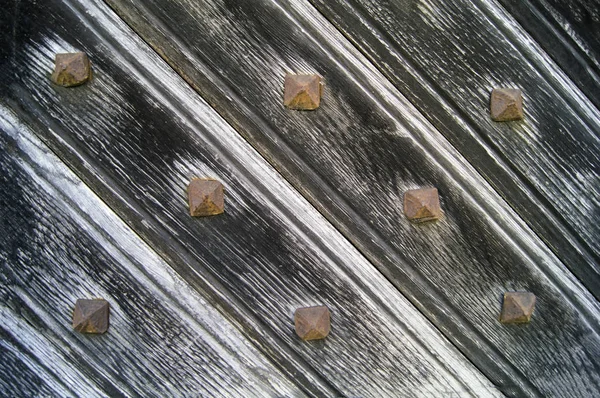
[500,292,536,324]
[51,52,92,87]
[403,187,441,222]
[72,299,110,334]
[294,305,330,341]
[188,178,224,217]
[283,74,322,110]
[490,88,523,121]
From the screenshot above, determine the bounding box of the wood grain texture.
[0,0,505,396]
[0,108,305,398]
[305,0,600,298]
[98,0,600,396]
[495,0,600,110]
[543,0,600,56]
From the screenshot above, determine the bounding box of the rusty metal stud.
[188,178,224,217]
[72,299,110,334]
[294,305,330,341]
[403,187,441,222]
[500,292,536,324]
[490,88,523,121]
[283,74,322,110]
[51,52,92,87]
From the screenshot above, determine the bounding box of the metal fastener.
[490,88,523,121]
[188,178,224,217]
[499,292,536,323]
[283,74,322,110]
[294,305,331,341]
[51,52,92,87]
[403,187,441,222]
[72,298,110,334]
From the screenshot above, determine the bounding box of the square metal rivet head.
[294,305,330,341]
[188,178,224,217]
[284,74,322,110]
[72,299,110,334]
[51,52,92,87]
[403,187,441,222]
[500,292,536,324]
[490,88,523,121]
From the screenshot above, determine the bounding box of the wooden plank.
[96,0,600,396]
[0,0,505,396]
[540,0,600,56]
[0,107,306,398]
[304,0,600,298]
[494,0,600,110]
[535,0,600,59]
[0,329,75,398]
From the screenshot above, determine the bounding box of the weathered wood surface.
[540,0,600,58]
[306,0,600,296]
[495,0,600,110]
[100,0,600,397]
[0,108,305,398]
[0,0,507,396]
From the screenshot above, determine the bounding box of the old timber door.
[1,0,599,397]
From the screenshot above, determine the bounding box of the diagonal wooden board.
[98,0,600,396]
[306,0,600,297]
[0,108,305,398]
[1,0,505,396]
[493,0,600,110]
